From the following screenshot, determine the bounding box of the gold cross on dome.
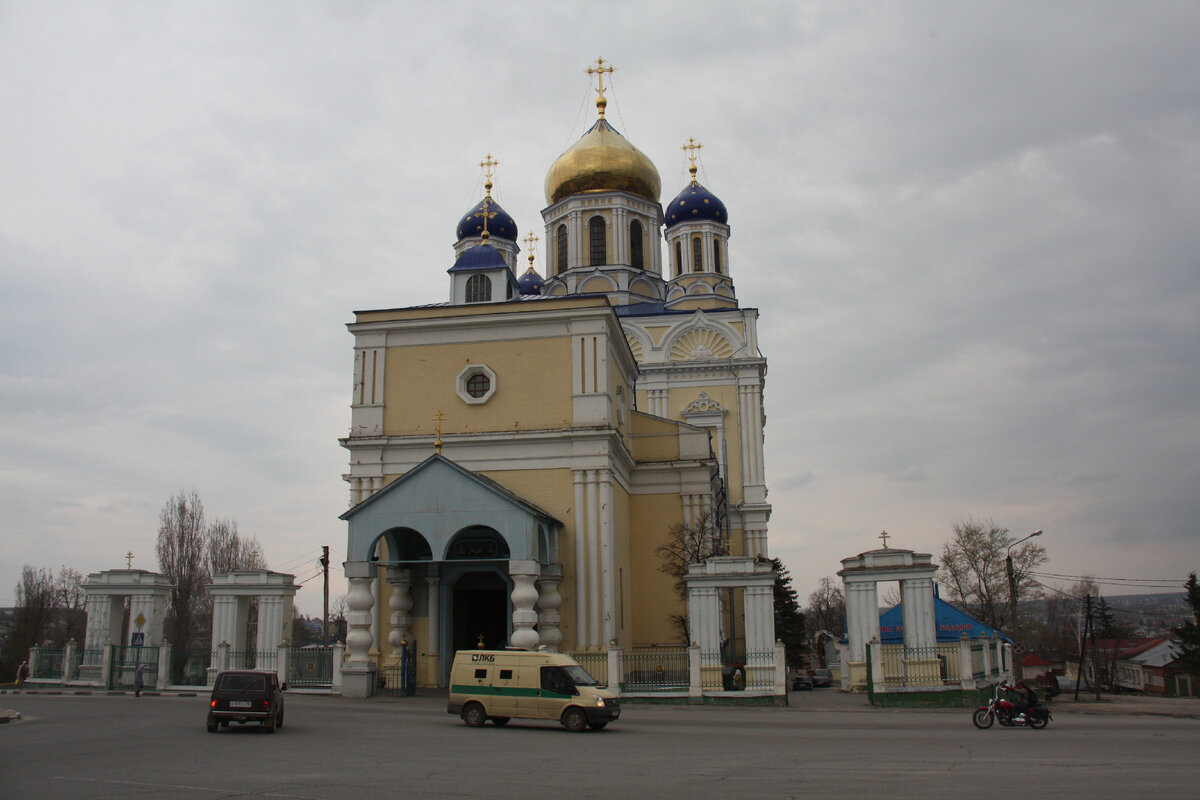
[479,153,499,196]
[126,551,134,568]
[878,530,891,549]
[523,232,539,268]
[682,137,703,167]
[586,57,615,94]
[432,410,446,455]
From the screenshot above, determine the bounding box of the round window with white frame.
[456,364,497,405]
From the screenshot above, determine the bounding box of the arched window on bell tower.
[713,238,722,274]
[674,240,683,278]
[692,236,703,272]
[589,216,607,266]
[465,274,492,303]
[556,224,568,274]
[630,219,644,269]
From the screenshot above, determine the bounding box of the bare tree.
[157,490,211,669]
[938,517,1047,630]
[55,567,87,645]
[806,576,846,662]
[655,511,727,643]
[207,518,263,576]
[1,566,60,676]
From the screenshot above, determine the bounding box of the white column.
[587,470,601,647]
[574,471,587,646]
[600,470,616,646]
[536,565,564,651]
[84,595,112,651]
[844,580,879,663]
[345,568,375,664]
[210,595,238,662]
[900,577,936,650]
[387,568,413,660]
[256,596,284,652]
[509,560,540,651]
[426,574,441,658]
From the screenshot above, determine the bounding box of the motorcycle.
[972,682,1052,729]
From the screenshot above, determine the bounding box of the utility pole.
[1074,593,1094,701]
[1006,530,1042,681]
[320,545,330,646]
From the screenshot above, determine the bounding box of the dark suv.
[207,670,285,733]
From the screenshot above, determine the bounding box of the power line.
[1028,570,1187,588]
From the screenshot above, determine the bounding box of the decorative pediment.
[683,392,725,414]
[669,328,734,361]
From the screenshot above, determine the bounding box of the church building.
[338,63,772,692]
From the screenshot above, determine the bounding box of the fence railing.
[620,647,689,692]
[33,650,64,679]
[228,650,278,671]
[879,645,944,688]
[569,650,609,687]
[173,647,212,686]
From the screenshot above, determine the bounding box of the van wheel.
[206,715,218,733]
[562,708,588,733]
[491,717,510,726]
[463,703,487,728]
[588,722,607,731]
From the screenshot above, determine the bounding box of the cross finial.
[523,232,539,271]
[432,410,446,455]
[586,57,616,118]
[878,530,891,549]
[479,153,499,197]
[682,137,703,182]
[126,551,134,569]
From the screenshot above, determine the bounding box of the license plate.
[229,700,252,708]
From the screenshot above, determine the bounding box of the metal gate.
[378,641,417,697]
[109,645,159,690]
[287,645,334,689]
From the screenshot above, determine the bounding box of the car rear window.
[218,674,267,692]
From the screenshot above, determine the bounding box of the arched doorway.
[451,571,509,653]
[446,526,512,657]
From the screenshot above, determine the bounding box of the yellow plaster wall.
[628,492,687,645]
[383,338,574,435]
[630,412,681,462]
[611,482,631,643]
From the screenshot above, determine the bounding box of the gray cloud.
[2,2,1197,610]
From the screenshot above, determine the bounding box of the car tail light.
[210,699,217,708]
[262,700,271,709]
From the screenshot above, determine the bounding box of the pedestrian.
[15,660,29,688]
[134,663,145,697]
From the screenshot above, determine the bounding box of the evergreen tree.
[1172,573,1200,678]
[771,558,807,667]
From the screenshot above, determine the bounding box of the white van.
[447,649,620,732]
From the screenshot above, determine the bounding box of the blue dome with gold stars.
[665,180,728,230]
[456,198,518,242]
[517,266,544,296]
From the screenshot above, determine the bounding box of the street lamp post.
[1007,530,1042,681]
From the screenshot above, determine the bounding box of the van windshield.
[562,665,598,686]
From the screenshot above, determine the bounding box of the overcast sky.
[2,2,1197,616]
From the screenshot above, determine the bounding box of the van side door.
[532,665,575,719]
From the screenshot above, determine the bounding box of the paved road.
[2,691,1198,799]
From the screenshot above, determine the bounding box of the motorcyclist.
[1002,680,1038,719]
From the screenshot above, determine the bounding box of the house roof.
[878,597,1012,643]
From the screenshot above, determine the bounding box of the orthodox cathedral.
[338,63,772,692]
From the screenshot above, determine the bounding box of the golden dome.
[544,118,662,205]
